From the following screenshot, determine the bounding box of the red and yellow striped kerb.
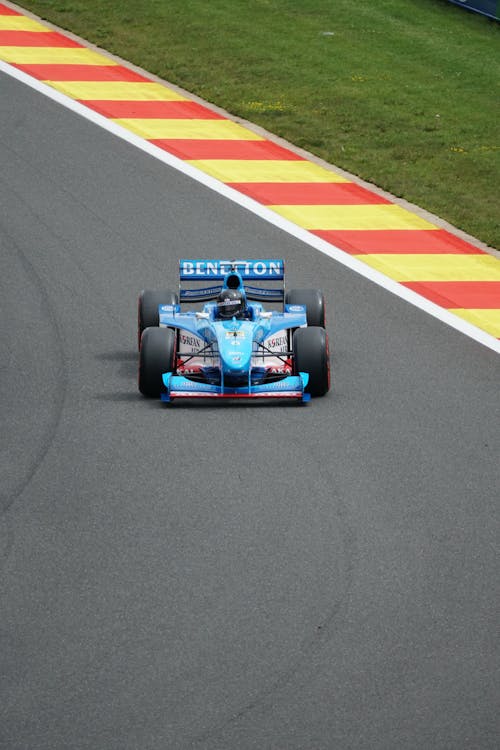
[1,2,499,340]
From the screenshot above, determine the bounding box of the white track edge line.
[2,60,499,354]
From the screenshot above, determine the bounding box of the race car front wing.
[161,372,311,402]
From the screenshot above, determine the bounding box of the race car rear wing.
[178,259,285,303]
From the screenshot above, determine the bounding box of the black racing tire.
[293,326,330,397]
[138,289,178,349]
[285,288,326,328]
[139,327,176,398]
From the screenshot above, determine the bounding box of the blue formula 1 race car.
[138,259,330,403]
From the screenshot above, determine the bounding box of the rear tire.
[138,289,178,349]
[285,288,326,327]
[293,326,330,397]
[139,327,176,398]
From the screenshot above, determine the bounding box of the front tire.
[285,288,326,328]
[138,289,178,349]
[293,326,330,397]
[139,327,176,398]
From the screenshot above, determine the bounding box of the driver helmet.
[216,288,245,319]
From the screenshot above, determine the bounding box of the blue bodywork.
[157,261,310,402]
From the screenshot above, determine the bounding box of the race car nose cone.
[216,320,253,376]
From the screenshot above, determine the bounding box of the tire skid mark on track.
[0,165,142,533]
[0,224,68,521]
[0,513,14,573]
[190,441,358,747]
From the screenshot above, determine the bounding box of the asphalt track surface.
[1,72,499,750]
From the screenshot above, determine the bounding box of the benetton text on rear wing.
[179,259,284,281]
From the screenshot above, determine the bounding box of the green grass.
[18,0,500,248]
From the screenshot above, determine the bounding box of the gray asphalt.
[1,72,499,750]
